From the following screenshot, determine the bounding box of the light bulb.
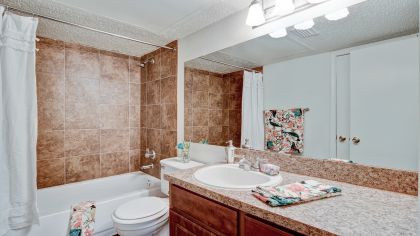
[269,28,288,38]
[274,0,295,16]
[306,0,327,3]
[294,19,314,30]
[246,0,266,26]
[325,8,349,21]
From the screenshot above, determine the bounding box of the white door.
[348,36,419,170]
[335,54,351,160]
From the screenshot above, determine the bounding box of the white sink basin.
[193,164,282,190]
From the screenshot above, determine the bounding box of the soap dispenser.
[225,140,236,164]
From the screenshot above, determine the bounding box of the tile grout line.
[128,56,132,172]
[159,49,162,159]
[63,43,67,184]
[98,50,102,178]
[143,57,146,166]
[137,58,142,169]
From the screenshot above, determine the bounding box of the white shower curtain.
[0,8,39,235]
[241,71,264,150]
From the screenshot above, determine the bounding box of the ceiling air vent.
[292,28,320,38]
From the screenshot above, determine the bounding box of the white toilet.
[112,158,203,236]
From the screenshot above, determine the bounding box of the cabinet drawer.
[242,214,298,236]
[170,210,216,236]
[170,185,238,236]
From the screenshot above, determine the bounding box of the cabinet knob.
[338,136,347,142]
[352,137,361,144]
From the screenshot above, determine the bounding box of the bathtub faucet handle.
[145,149,156,159]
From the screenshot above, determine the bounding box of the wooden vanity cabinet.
[169,184,300,236]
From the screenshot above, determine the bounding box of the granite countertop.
[165,165,418,236]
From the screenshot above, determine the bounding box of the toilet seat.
[114,196,166,219]
[112,197,169,236]
[112,197,169,225]
[114,211,169,231]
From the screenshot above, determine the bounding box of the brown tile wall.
[35,37,176,188]
[184,68,243,147]
[139,41,178,179]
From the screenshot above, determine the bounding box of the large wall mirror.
[184,0,419,171]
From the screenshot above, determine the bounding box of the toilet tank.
[160,158,204,195]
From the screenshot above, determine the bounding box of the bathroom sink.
[193,164,282,190]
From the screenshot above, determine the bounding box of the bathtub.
[23,172,161,236]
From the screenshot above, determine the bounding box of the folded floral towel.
[69,201,96,236]
[252,180,341,207]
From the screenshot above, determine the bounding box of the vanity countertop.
[165,165,418,236]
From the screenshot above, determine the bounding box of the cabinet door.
[171,185,238,235]
[243,215,297,236]
[170,210,216,236]
[349,36,419,170]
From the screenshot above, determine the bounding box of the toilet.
[112,158,203,236]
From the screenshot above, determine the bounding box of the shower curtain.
[241,71,264,150]
[0,7,39,235]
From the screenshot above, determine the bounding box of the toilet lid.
[114,197,166,220]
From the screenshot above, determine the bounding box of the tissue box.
[260,163,280,176]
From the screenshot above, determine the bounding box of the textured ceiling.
[187,0,419,74]
[53,0,250,39]
[0,0,249,57]
[185,52,260,74]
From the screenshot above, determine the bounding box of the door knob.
[338,136,347,142]
[352,137,361,144]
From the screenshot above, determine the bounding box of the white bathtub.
[22,172,161,236]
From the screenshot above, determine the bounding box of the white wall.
[263,35,419,168]
[263,53,332,159]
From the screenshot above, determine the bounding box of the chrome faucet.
[238,156,260,171]
[140,164,154,170]
[238,157,251,171]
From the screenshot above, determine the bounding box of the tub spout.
[140,164,154,170]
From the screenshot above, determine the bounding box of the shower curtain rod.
[0,4,176,51]
[198,57,259,73]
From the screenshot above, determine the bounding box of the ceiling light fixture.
[274,0,295,16]
[325,8,349,20]
[306,0,328,3]
[269,28,288,38]
[246,0,266,26]
[294,19,315,30]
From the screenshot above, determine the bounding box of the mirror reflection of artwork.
[264,109,305,154]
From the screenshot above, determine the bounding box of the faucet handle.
[241,138,252,149]
[145,149,156,159]
[252,157,261,170]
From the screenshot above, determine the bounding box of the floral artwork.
[69,201,96,236]
[264,109,305,154]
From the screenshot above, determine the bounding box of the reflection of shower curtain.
[0,8,39,235]
[241,71,264,150]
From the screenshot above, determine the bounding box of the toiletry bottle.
[225,140,236,164]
